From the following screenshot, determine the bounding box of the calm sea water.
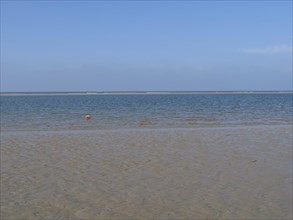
[1,94,292,219]
[1,94,292,132]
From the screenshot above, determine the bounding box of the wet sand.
[1,125,292,219]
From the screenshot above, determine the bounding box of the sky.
[1,1,292,92]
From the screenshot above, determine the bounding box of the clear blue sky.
[1,1,292,92]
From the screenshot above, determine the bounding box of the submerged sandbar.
[1,125,292,219]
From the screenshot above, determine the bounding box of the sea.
[1,93,292,219]
[1,93,292,132]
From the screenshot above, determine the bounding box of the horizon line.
[1,90,292,97]
[1,89,293,93]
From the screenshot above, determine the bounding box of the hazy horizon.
[1,1,292,92]
[1,90,292,94]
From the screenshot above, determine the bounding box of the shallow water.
[1,125,292,219]
[1,94,292,219]
[1,94,292,131]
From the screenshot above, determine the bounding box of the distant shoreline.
[1,91,292,96]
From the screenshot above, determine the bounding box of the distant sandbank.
[1,91,292,96]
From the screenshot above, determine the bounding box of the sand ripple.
[1,126,292,219]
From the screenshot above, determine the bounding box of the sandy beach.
[1,125,292,219]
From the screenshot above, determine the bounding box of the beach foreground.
[1,125,292,219]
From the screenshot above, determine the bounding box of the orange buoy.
[85,114,91,121]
